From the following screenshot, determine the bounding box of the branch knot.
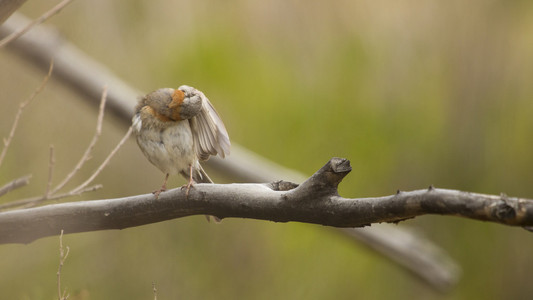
[285,158,351,201]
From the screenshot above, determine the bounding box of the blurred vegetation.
[1,0,533,299]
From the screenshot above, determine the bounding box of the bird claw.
[152,187,166,199]
[180,181,195,197]
[152,173,169,199]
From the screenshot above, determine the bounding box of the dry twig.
[0,87,109,209]
[0,87,118,209]
[57,229,70,300]
[0,184,102,210]
[70,125,132,195]
[46,145,56,198]
[51,86,108,195]
[0,174,31,197]
[0,0,75,48]
[0,60,53,167]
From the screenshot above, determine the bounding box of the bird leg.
[153,173,169,199]
[179,165,220,223]
[181,165,196,197]
[185,164,195,196]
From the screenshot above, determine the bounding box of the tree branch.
[1,157,532,245]
[0,13,139,122]
[0,174,31,197]
[0,59,53,167]
[51,86,108,195]
[0,86,113,210]
[56,230,70,300]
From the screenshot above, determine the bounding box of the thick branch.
[1,158,532,245]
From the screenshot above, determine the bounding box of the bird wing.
[189,90,231,161]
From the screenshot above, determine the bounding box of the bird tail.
[193,164,213,184]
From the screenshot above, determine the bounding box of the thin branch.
[46,145,55,198]
[0,60,53,167]
[0,87,110,209]
[70,126,132,195]
[0,13,139,121]
[0,174,31,197]
[0,125,129,209]
[0,0,75,48]
[0,184,102,210]
[51,86,108,195]
[152,282,157,300]
[1,158,532,247]
[57,229,70,300]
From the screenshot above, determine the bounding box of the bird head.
[141,87,203,122]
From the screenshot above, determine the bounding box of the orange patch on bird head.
[168,89,185,120]
[141,105,172,123]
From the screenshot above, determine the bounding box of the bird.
[132,85,230,201]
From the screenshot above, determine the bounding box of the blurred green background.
[1,0,533,299]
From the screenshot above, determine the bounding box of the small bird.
[132,85,230,199]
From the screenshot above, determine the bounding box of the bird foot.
[153,174,169,199]
[152,187,166,199]
[180,180,195,197]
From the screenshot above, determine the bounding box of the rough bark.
[1,157,532,245]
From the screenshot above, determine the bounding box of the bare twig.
[0,0,75,48]
[46,145,55,198]
[0,174,31,197]
[152,282,157,300]
[70,126,132,195]
[0,118,128,209]
[0,60,53,167]
[2,184,103,209]
[0,87,112,209]
[0,13,139,121]
[57,229,70,300]
[51,86,108,195]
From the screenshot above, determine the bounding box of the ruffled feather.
[180,86,231,161]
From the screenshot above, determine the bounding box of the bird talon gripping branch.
[180,181,195,197]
